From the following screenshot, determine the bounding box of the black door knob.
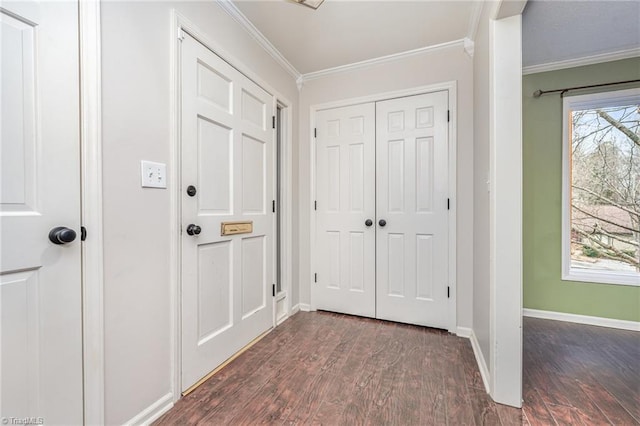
[186,185,197,197]
[49,227,77,245]
[186,224,201,236]
[378,219,387,227]
[365,219,373,227]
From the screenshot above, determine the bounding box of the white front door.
[181,33,275,391]
[313,91,450,329]
[314,103,376,318]
[0,2,83,423]
[376,91,449,328]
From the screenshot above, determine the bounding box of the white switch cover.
[141,160,167,188]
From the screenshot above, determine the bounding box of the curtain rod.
[533,79,640,98]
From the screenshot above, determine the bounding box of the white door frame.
[309,81,458,333]
[169,11,294,401]
[79,0,106,424]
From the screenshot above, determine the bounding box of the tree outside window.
[562,89,640,286]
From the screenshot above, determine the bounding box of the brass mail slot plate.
[221,221,253,236]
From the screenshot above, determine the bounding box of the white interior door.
[181,33,274,391]
[0,2,83,423]
[376,91,449,328]
[314,104,376,318]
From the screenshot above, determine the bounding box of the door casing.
[169,11,295,401]
[309,81,458,333]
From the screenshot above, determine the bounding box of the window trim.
[561,88,640,287]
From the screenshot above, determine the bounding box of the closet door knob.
[378,219,387,227]
[365,219,373,227]
[49,227,77,245]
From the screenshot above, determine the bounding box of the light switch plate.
[141,160,167,188]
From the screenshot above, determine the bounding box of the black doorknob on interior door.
[49,227,77,245]
[365,219,373,227]
[378,219,387,227]
[186,224,201,236]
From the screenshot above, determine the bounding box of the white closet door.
[181,33,274,391]
[314,103,376,317]
[375,91,450,328]
[0,2,83,422]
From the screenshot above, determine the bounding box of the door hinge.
[447,110,450,122]
[272,199,276,213]
[314,128,317,138]
[314,273,317,283]
[314,200,317,210]
[447,286,450,298]
[272,284,276,297]
[272,116,276,129]
[447,198,450,210]
[81,226,87,241]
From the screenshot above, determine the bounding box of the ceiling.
[523,0,640,68]
[232,0,476,75]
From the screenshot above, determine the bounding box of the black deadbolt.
[49,227,77,245]
[186,224,202,236]
[186,185,197,197]
[365,219,373,227]
[378,219,387,227]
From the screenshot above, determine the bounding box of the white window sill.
[562,270,640,287]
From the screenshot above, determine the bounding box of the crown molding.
[301,39,466,82]
[216,0,301,80]
[464,38,475,58]
[467,0,484,42]
[522,47,640,75]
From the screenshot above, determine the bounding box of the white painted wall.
[472,0,498,373]
[298,47,474,329]
[100,2,298,423]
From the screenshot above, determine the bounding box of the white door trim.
[79,0,105,423]
[309,81,458,333]
[275,100,294,326]
[169,10,295,400]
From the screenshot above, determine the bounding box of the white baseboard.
[124,392,173,426]
[469,330,491,394]
[523,308,640,332]
[456,327,472,338]
[299,303,312,312]
[290,303,300,314]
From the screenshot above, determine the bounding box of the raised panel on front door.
[242,134,265,214]
[197,241,232,343]
[197,61,232,113]
[241,89,266,130]
[197,117,232,215]
[241,236,266,319]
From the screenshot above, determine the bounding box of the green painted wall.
[523,58,640,322]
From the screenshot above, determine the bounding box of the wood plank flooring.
[156,312,639,425]
[523,317,640,425]
[156,312,520,425]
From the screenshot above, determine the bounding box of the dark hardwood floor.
[523,317,640,425]
[156,312,639,425]
[156,311,520,425]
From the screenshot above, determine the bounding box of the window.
[562,88,640,286]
